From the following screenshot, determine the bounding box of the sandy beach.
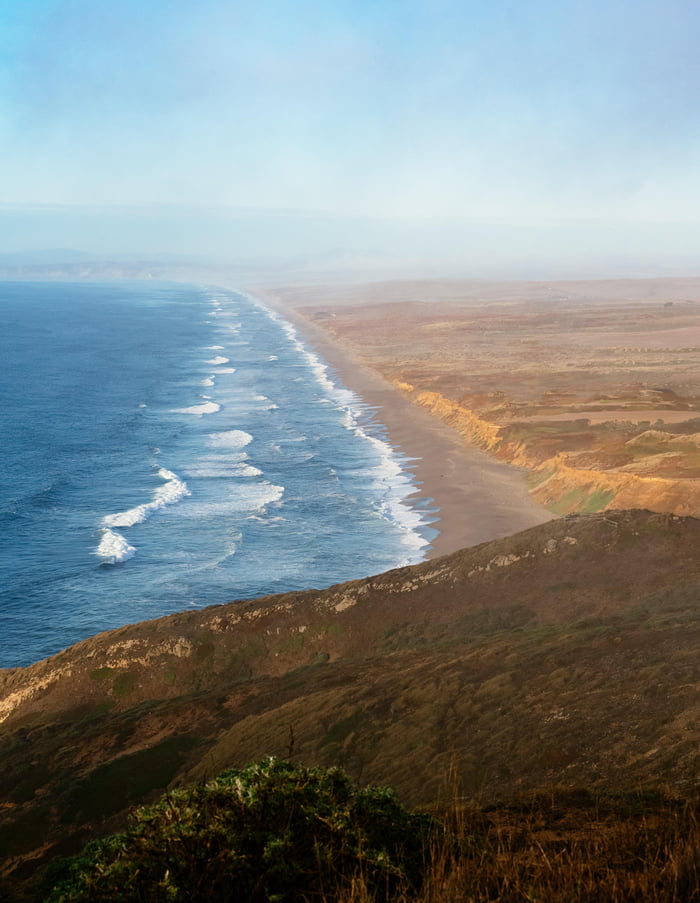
[251,276,700,528]
[253,289,554,559]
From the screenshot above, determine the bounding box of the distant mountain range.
[0,249,210,280]
[0,248,431,284]
[0,248,102,265]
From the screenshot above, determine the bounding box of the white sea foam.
[204,345,225,350]
[237,463,263,477]
[200,377,215,387]
[214,367,236,374]
[102,467,191,528]
[206,356,230,365]
[253,394,279,410]
[207,429,253,449]
[96,467,191,564]
[96,528,136,564]
[185,460,262,478]
[176,481,284,517]
[225,480,284,511]
[244,291,431,563]
[192,451,248,465]
[171,401,221,415]
[184,451,261,479]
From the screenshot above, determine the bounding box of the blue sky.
[1,0,699,265]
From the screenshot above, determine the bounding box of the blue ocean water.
[0,281,435,668]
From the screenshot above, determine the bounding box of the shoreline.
[250,288,554,558]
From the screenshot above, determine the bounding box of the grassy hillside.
[2,509,700,894]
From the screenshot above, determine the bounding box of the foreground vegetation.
[28,760,700,903]
[40,760,432,902]
[421,790,700,903]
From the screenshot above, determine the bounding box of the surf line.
[96,467,190,564]
[241,290,434,563]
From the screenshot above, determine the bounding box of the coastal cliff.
[401,385,700,517]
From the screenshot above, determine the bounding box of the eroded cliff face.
[528,456,700,516]
[401,386,700,517]
[406,389,504,454]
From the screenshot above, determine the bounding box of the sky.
[1,0,699,271]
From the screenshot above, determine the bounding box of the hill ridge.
[0,508,685,722]
[2,509,700,884]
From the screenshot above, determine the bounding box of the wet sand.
[255,291,554,558]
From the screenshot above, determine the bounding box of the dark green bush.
[45,759,434,902]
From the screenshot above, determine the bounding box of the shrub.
[45,759,434,902]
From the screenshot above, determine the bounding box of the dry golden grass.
[334,791,700,903]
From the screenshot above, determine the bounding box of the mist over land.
[2,1,700,282]
[1,204,700,283]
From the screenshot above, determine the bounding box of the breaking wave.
[246,294,431,560]
[96,467,190,563]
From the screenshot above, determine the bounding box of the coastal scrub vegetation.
[38,760,700,903]
[42,759,433,902]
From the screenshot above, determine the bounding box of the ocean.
[0,281,435,668]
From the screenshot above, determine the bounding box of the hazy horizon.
[2,1,699,277]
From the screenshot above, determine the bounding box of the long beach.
[253,289,553,559]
